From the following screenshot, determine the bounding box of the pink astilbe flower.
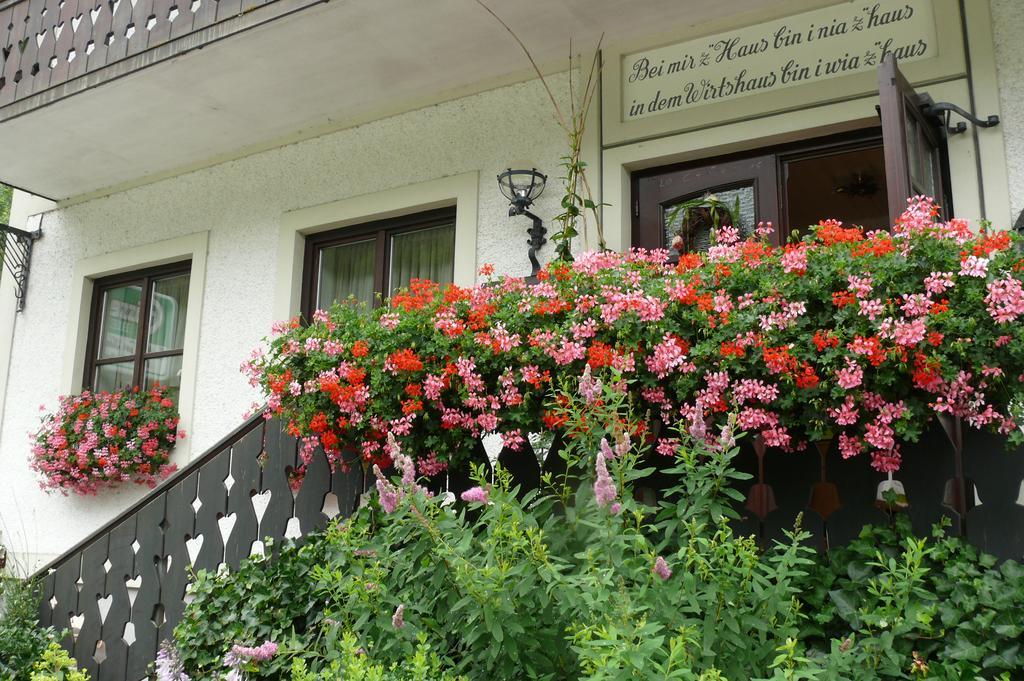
[374,465,402,513]
[460,486,490,504]
[230,641,278,662]
[593,449,617,508]
[579,364,603,403]
[392,604,406,630]
[614,431,632,458]
[652,556,672,580]
[223,640,278,681]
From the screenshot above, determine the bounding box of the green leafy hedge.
[167,375,1024,679]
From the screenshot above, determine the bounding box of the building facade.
[0,0,1021,575]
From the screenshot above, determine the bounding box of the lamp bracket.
[922,101,999,135]
[0,223,42,312]
[519,209,547,282]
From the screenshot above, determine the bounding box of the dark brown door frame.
[632,129,887,250]
[633,154,780,251]
[777,132,885,239]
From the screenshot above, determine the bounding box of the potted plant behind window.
[666,193,740,255]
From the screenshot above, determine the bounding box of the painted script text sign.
[622,1,937,120]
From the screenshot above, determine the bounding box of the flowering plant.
[245,196,1024,477]
[30,386,183,495]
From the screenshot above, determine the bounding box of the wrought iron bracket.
[0,222,42,312]
[922,101,1000,135]
[509,206,547,284]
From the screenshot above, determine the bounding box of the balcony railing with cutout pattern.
[34,413,366,681]
[34,405,1024,679]
[0,0,312,112]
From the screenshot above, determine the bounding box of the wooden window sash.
[83,261,191,391]
[301,207,457,320]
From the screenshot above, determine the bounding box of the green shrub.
[27,642,89,681]
[0,577,60,681]
[801,516,1024,679]
[171,375,1024,679]
[173,535,330,675]
[287,632,464,681]
[174,378,818,679]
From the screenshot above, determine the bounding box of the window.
[301,207,456,318]
[83,261,192,399]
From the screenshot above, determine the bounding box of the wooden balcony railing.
[0,0,311,111]
[34,413,366,681]
[33,401,1024,678]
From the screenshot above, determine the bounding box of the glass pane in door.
[318,239,376,309]
[663,185,756,253]
[389,224,455,294]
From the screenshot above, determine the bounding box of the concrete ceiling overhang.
[0,0,828,201]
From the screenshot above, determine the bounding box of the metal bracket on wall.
[0,223,42,312]
[922,101,1000,136]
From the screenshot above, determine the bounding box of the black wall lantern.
[498,168,547,280]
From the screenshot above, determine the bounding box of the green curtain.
[318,239,376,309]
[389,224,455,294]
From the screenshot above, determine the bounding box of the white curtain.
[389,224,455,294]
[318,239,376,309]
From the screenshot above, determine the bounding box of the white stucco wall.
[0,74,580,571]
[991,0,1024,222]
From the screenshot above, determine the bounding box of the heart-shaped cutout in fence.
[69,612,85,638]
[218,512,237,545]
[185,534,204,565]
[96,593,113,624]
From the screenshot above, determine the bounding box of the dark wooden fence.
[34,413,364,681]
[35,409,1024,679]
[728,415,1024,560]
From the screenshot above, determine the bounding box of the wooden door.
[632,154,780,252]
[878,53,953,222]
